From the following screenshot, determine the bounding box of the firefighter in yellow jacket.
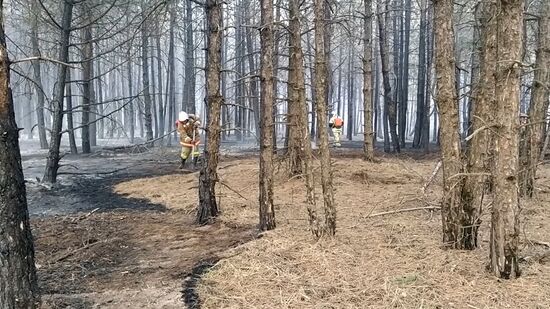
[176,111,201,169]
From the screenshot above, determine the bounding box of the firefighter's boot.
[179,158,186,169]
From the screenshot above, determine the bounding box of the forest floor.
[23,140,550,308]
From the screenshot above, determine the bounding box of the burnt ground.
[24,143,258,308]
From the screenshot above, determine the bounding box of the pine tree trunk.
[43,0,73,183]
[168,0,176,144]
[287,0,305,175]
[413,0,427,148]
[259,0,276,231]
[81,14,93,154]
[183,0,196,114]
[378,1,400,153]
[126,49,135,143]
[461,0,497,249]
[433,0,467,248]
[66,69,78,154]
[155,29,165,139]
[347,46,354,141]
[363,0,374,161]
[310,0,336,237]
[96,60,105,140]
[519,0,550,197]
[400,0,411,146]
[0,8,39,306]
[30,0,48,149]
[141,6,154,142]
[490,0,523,279]
[197,0,223,224]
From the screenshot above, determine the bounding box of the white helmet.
[179,111,189,122]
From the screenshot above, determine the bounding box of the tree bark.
[66,69,78,154]
[183,0,196,114]
[81,11,94,154]
[310,0,336,237]
[519,0,550,197]
[490,0,523,279]
[433,0,467,248]
[126,49,135,143]
[413,0,427,148]
[0,3,39,307]
[363,0,374,161]
[461,0,497,249]
[400,0,411,146]
[141,5,154,142]
[197,0,223,224]
[168,0,176,145]
[43,0,73,183]
[378,1,400,153]
[259,0,276,231]
[287,0,305,175]
[30,0,48,149]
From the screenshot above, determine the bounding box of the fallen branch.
[52,238,117,263]
[367,206,441,218]
[422,161,442,193]
[219,181,249,201]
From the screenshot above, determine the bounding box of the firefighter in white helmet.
[329,113,344,147]
[176,111,201,169]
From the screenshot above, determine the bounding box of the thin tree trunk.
[155,27,165,139]
[490,0,523,279]
[0,8,39,307]
[197,0,223,224]
[81,13,93,153]
[378,1,400,153]
[259,0,276,231]
[30,0,48,149]
[245,26,260,140]
[66,69,78,154]
[310,0,336,237]
[43,0,73,183]
[347,46,354,141]
[519,0,550,197]
[96,59,105,140]
[167,0,176,145]
[126,50,135,143]
[363,0,374,161]
[141,6,153,141]
[400,0,411,147]
[413,0,427,148]
[183,0,196,114]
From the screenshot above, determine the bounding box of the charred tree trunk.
[0,7,39,306]
[30,0,48,149]
[433,0,467,248]
[141,6,154,142]
[259,0,276,231]
[519,1,550,197]
[168,0,176,145]
[347,46,354,141]
[155,26,165,139]
[363,0,374,161]
[197,0,223,224]
[66,69,78,154]
[490,0,523,279]
[309,0,336,237]
[413,0,427,148]
[183,0,196,114]
[400,0,411,146]
[43,0,73,183]
[126,50,135,143]
[378,1,400,153]
[81,14,93,154]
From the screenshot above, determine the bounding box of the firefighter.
[329,113,344,147]
[176,111,201,169]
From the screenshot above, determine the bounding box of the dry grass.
[114,154,550,308]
